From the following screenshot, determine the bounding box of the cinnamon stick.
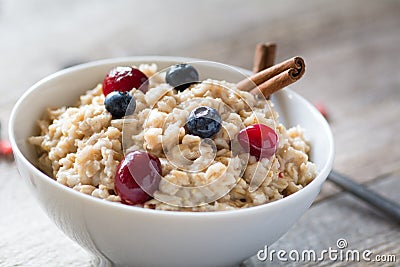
[253,42,277,99]
[252,42,276,73]
[237,56,305,99]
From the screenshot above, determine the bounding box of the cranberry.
[0,140,13,160]
[102,66,148,96]
[237,124,278,160]
[314,102,329,121]
[114,151,161,205]
[0,140,12,154]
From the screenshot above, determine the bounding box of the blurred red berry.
[0,140,13,158]
[314,102,329,121]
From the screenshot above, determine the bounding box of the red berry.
[0,140,13,157]
[237,124,278,160]
[114,151,161,205]
[314,102,329,121]
[102,66,148,96]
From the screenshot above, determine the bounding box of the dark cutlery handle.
[328,170,400,224]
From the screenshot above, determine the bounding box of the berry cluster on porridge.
[29,62,316,211]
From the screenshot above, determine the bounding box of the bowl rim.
[9,56,335,218]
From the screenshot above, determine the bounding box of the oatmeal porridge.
[29,63,316,211]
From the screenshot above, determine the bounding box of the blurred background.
[1,0,399,266]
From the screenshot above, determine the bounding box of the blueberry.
[104,91,136,119]
[185,106,222,138]
[166,63,199,91]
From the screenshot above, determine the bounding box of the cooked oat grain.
[29,64,316,211]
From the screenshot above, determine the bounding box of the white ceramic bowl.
[9,56,334,267]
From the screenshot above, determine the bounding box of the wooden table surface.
[1,0,399,266]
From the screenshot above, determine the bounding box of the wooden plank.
[0,161,92,266]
